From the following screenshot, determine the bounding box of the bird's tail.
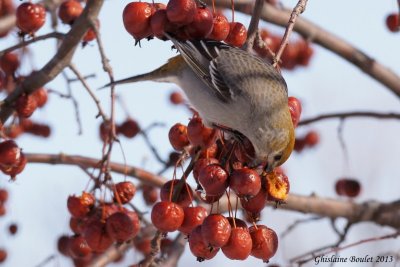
[99,55,185,89]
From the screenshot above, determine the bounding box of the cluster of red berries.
[59,181,141,266]
[0,140,26,179]
[335,178,361,198]
[294,130,319,152]
[147,97,302,262]
[99,118,140,142]
[386,12,399,32]
[15,87,48,118]
[4,118,51,139]
[122,0,248,47]
[254,30,314,70]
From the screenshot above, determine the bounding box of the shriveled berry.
[208,13,229,41]
[185,6,213,39]
[69,235,92,258]
[187,116,215,148]
[1,151,27,178]
[106,211,140,242]
[142,184,158,205]
[226,217,248,230]
[83,220,113,253]
[335,178,361,198]
[193,157,219,182]
[118,119,140,138]
[189,225,219,261]
[386,13,399,32]
[70,217,87,235]
[304,130,319,147]
[8,223,17,235]
[0,140,21,168]
[168,123,190,151]
[229,167,261,198]
[114,181,136,204]
[169,91,184,105]
[240,187,267,214]
[57,235,72,256]
[178,206,208,235]
[222,228,252,260]
[0,53,19,75]
[225,22,247,47]
[58,0,83,25]
[16,3,46,35]
[31,88,48,108]
[67,192,95,218]
[16,94,38,118]
[249,225,278,261]
[160,180,193,207]
[198,164,228,196]
[151,201,184,232]
[201,214,231,248]
[123,2,153,41]
[166,0,196,26]
[288,96,302,127]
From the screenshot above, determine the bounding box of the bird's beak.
[263,162,273,173]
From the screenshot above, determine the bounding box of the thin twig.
[273,0,308,67]
[61,71,83,134]
[140,231,163,267]
[243,0,264,51]
[299,111,400,126]
[34,254,57,267]
[281,216,322,238]
[0,32,65,57]
[68,63,109,121]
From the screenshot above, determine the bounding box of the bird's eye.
[274,154,282,161]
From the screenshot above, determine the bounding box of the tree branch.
[243,0,264,51]
[0,32,65,57]
[298,111,400,126]
[273,0,308,67]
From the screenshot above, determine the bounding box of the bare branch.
[273,0,308,67]
[25,153,166,187]
[243,0,264,52]
[298,111,400,126]
[0,32,65,57]
[68,63,109,121]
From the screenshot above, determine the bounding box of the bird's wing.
[166,35,238,102]
[167,35,287,104]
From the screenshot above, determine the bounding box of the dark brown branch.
[212,0,400,98]
[0,0,105,124]
[273,0,308,67]
[298,111,400,126]
[243,0,264,51]
[0,32,65,57]
[25,153,166,187]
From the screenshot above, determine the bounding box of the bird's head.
[248,110,295,172]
